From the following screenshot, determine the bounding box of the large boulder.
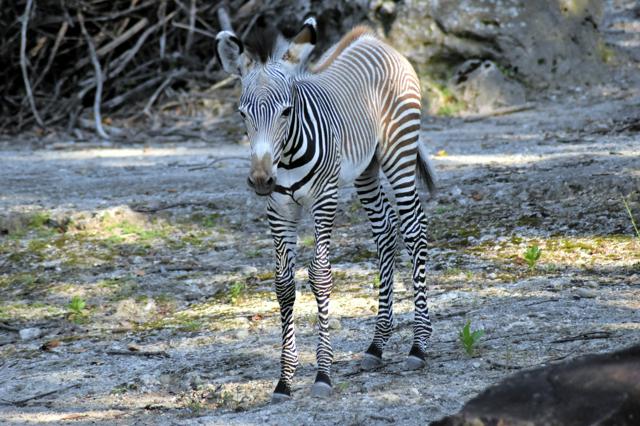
[381,0,606,89]
[247,0,606,90]
[450,59,527,113]
[431,344,640,426]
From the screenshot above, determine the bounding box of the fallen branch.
[0,383,80,407]
[486,359,523,370]
[78,11,110,140]
[188,156,250,171]
[526,298,560,307]
[0,323,20,333]
[20,0,44,128]
[130,200,215,213]
[552,331,611,344]
[106,350,169,358]
[463,102,536,122]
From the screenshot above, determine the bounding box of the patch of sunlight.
[35,146,219,161]
[604,322,640,331]
[468,235,640,270]
[435,150,639,167]
[0,302,65,321]
[147,293,280,332]
[48,281,115,300]
[600,293,640,311]
[0,410,128,424]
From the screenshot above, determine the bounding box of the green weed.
[372,274,381,289]
[523,245,542,270]
[459,319,485,357]
[67,296,87,323]
[622,196,640,239]
[228,282,245,305]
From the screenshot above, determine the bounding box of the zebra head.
[216,18,317,196]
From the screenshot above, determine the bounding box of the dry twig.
[77,11,110,140]
[19,0,44,128]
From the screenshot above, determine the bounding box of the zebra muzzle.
[247,175,276,196]
[249,153,276,196]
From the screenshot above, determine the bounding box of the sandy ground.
[1,83,639,425]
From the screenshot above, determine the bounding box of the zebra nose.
[247,175,276,196]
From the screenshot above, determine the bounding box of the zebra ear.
[282,17,317,68]
[216,31,251,76]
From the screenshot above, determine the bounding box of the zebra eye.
[238,110,246,119]
[281,106,292,117]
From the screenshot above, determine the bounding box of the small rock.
[574,288,597,299]
[379,392,401,404]
[236,265,258,275]
[328,318,342,330]
[234,328,249,340]
[487,272,497,280]
[19,327,42,340]
[114,298,157,323]
[472,361,481,368]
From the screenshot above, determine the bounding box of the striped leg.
[381,145,432,370]
[267,195,301,402]
[355,161,398,370]
[308,186,338,398]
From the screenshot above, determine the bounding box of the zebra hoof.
[272,379,291,403]
[361,353,383,371]
[271,392,292,404]
[405,355,426,370]
[310,381,332,398]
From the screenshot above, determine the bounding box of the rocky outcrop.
[431,344,640,426]
[256,0,606,90]
[450,59,526,113]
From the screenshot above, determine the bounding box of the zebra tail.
[416,142,438,195]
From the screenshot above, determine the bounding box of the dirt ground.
[1,2,640,425]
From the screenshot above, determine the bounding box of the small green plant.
[622,196,640,240]
[372,274,381,289]
[228,282,245,305]
[459,319,485,357]
[523,245,542,270]
[68,296,86,315]
[67,296,87,323]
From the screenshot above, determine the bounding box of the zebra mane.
[244,21,288,64]
[311,25,375,73]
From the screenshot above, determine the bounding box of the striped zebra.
[216,18,437,402]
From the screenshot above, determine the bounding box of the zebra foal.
[216,18,437,402]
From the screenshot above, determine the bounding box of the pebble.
[328,318,342,330]
[19,327,42,340]
[236,265,258,275]
[574,288,597,299]
[234,328,249,340]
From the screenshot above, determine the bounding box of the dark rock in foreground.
[431,344,640,426]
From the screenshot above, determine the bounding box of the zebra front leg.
[355,163,398,370]
[268,197,301,403]
[308,189,338,398]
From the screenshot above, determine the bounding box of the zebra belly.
[338,153,373,186]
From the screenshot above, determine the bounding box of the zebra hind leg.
[355,162,398,371]
[308,188,338,398]
[267,198,301,402]
[381,147,432,370]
